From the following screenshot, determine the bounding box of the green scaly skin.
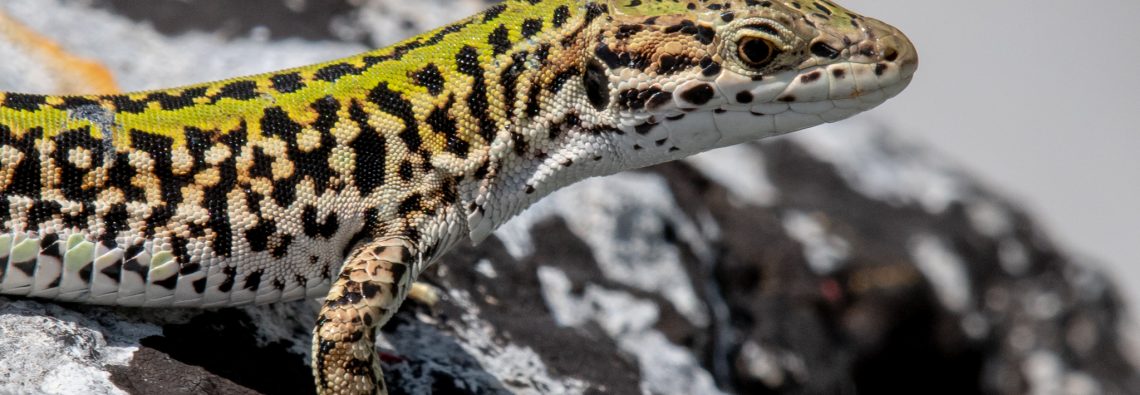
[0,0,916,393]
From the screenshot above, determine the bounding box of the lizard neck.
[443,2,620,243]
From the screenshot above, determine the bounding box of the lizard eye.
[737,36,778,69]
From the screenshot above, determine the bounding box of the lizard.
[0,0,916,393]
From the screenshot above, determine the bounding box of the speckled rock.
[0,1,1137,394]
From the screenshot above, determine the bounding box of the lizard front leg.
[312,237,416,395]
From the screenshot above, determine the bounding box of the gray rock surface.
[0,1,1137,394]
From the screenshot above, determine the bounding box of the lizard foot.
[312,237,416,395]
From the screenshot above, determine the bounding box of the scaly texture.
[0,0,916,393]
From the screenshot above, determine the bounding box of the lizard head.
[462,0,916,241]
[581,0,917,165]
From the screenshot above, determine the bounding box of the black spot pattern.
[456,45,497,142]
[243,270,263,291]
[348,101,387,196]
[246,219,276,253]
[489,24,512,56]
[482,4,508,22]
[398,194,423,216]
[314,63,364,82]
[411,64,446,96]
[680,84,715,105]
[521,18,543,39]
[2,93,47,111]
[53,127,103,203]
[150,87,209,110]
[426,97,469,158]
[260,104,339,208]
[552,5,571,27]
[303,205,339,239]
[270,73,305,93]
[618,87,666,111]
[1,126,43,197]
[369,83,421,159]
[211,80,259,103]
[499,52,529,119]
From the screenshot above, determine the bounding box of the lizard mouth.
[708,57,916,147]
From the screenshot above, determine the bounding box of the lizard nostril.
[810,41,841,59]
[884,47,899,62]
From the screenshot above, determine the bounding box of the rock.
[0,1,1137,394]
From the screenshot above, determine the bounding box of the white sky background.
[844,0,1140,309]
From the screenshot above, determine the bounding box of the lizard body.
[0,0,916,393]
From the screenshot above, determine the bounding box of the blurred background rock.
[848,0,1140,315]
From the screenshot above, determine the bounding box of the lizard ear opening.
[583,60,610,111]
[811,41,841,59]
